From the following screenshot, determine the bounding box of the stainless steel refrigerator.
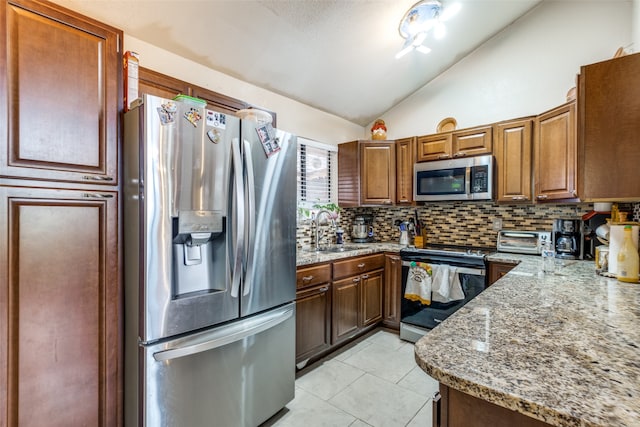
[123,94,297,427]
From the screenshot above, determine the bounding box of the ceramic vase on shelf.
[371,119,387,140]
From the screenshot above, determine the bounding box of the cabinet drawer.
[296,263,331,289]
[333,254,385,280]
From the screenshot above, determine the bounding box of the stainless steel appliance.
[552,218,583,259]
[123,94,297,427]
[399,245,489,342]
[582,211,610,259]
[351,214,374,242]
[413,154,494,201]
[497,230,552,255]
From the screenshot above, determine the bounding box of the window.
[297,137,338,218]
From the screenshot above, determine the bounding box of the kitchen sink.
[302,245,362,253]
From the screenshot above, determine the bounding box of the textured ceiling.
[51,0,542,126]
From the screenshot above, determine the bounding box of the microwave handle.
[465,166,471,195]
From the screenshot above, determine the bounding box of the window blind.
[297,138,337,208]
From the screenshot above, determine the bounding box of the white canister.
[608,224,639,276]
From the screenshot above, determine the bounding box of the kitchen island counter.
[415,255,640,427]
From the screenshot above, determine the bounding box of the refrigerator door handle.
[230,137,245,298]
[242,139,256,297]
[152,306,294,361]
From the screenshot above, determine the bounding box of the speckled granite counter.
[415,254,640,427]
[296,242,405,266]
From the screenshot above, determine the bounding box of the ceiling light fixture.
[395,0,461,59]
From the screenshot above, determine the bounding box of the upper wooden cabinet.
[417,133,452,162]
[417,125,492,162]
[138,66,278,127]
[534,101,577,202]
[395,137,416,205]
[494,118,534,203]
[0,0,122,185]
[578,53,640,201]
[338,140,396,207]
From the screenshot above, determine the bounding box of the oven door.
[400,261,486,342]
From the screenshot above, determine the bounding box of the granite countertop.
[296,242,405,266]
[414,254,640,427]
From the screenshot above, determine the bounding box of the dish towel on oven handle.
[431,264,465,303]
[404,261,433,305]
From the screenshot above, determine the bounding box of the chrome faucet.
[312,210,334,251]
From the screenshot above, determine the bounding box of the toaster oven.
[497,230,552,255]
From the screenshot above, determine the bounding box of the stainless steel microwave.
[413,154,494,201]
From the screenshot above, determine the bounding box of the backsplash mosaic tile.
[296,202,638,249]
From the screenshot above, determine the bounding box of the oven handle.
[401,261,485,276]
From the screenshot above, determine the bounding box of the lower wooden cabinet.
[383,254,402,329]
[295,253,395,365]
[0,184,120,426]
[487,261,516,285]
[332,276,361,343]
[295,283,332,366]
[332,267,384,344]
[434,384,552,427]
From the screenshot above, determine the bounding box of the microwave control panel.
[470,165,489,193]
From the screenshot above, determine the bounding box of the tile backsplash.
[297,202,640,249]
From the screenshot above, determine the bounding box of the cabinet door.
[487,261,516,285]
[383,254,402,329]
[534,102,577,201]
[0,1,122,184]
[295,283,332,365]
[395,137,415,204]
[337,141,360,207]
[452,126,493,158]
[494,119,533,203]
[360,142,395,205]
[361,268,383,327]
[417,133,453,162]
[0,185,119,426]
[578,53,640,201]
[332,276,360,344]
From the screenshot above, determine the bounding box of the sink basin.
[302,245,362,253]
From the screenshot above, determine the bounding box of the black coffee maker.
[553,218,583,259]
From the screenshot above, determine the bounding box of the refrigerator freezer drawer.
[132,303,295,427]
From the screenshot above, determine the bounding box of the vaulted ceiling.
[52,0,542,126]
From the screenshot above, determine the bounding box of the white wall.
[379,1,633,139]
[124,36,364,145]
[634,0,640,49]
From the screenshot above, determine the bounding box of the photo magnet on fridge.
[256,123,280,158]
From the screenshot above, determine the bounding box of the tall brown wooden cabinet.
[578,52,640,201]
[0,1,122,425]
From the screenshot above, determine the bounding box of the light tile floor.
[262,329,439,427]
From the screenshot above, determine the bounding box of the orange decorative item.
[371,119,387,140]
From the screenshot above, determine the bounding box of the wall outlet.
[492,218,503,231]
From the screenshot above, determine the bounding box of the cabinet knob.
[302,275,314,283]
[453,152,466,158]
[536,194,548,200]
[512,196,526,201]
[357,263,366,269]
[352,277,361,283]
[362,274,369,279]
[319,286,329,292]
[437,154,450,160]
